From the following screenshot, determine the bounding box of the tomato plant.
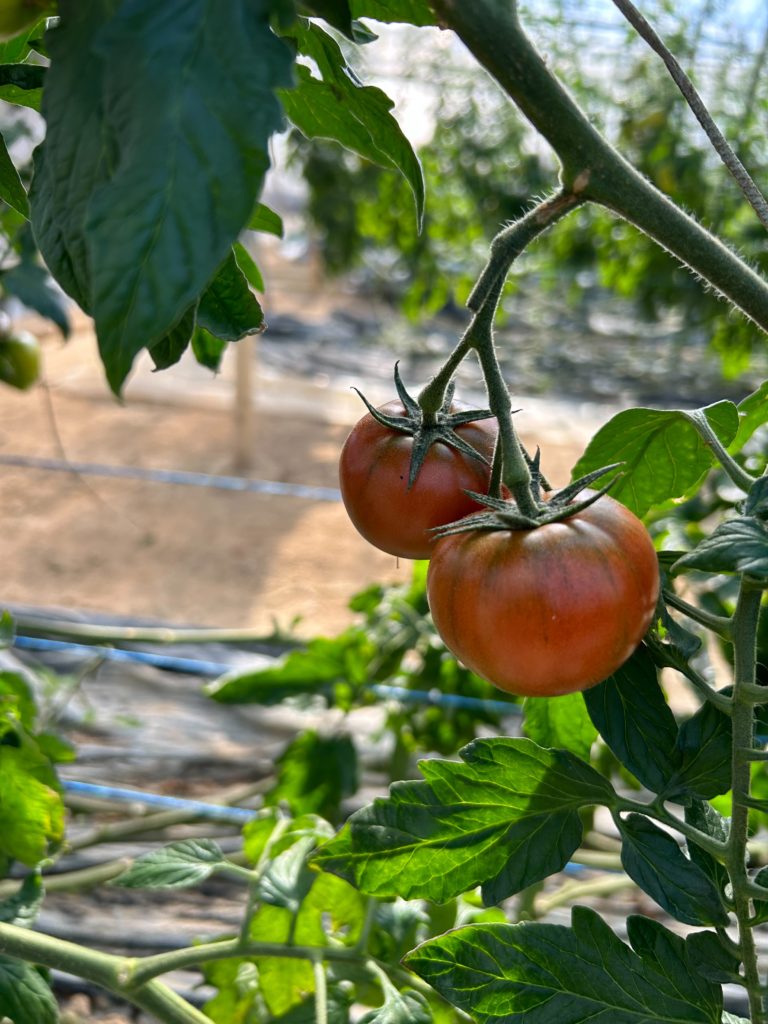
[426,493,659,696]
[2,3,768,1024]
[339,398,498,559]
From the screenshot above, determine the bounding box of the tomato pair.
[339,398,659,697]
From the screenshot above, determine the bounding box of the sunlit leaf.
[523,691,597,760]
[405,906,722,1023]
[315,738,616,905]
[571,402,739,517]
[112,839,226,889]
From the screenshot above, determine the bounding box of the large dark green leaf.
[350,0,436,25]
[583,645,679,794]
[685,930,742,985]
[281,21,424,227]
[523,691,597,760]
[197,250,264,342]
[571,403,739,517]
[149,305,197,371]
[315,738,616,905]
[30,0,122,311]
[32,0,292,393]
[664,702,732,801]
[673,517,768,580]
[112,839,226,889]
[619,813,728,926]
[2,261,70,335]
[0,957,57,1024]
[404,905,722,1023]
[0,131,28,217]
[625,916,724,1013]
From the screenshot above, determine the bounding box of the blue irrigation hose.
[0,454,342,502]
[13,635,523,716]
[62,779,259,822]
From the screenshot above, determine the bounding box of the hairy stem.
[662,589,733,640]
[610,0,768,230]
[430,0,768,333]
[728,580,765,1023]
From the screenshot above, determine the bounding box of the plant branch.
[727,580,766,1023]
[663,588,732,640]
[610,0,768,231]
[430,0,768,334]
[685,409,756,493]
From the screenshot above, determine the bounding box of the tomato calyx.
[352,363,496,488]
[434,461,625,535]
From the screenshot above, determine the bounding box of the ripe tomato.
[338,400,498,560]
[0,330,41,390]
[426,493,659,696]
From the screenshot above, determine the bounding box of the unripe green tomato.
[0,0,50,40]
[0,330,41,390]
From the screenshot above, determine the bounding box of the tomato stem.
[727,579,766,1023]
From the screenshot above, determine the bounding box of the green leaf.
[191,327,227,372]
[523,692,597,760]
[685,930,742,985]
[684,800,730,903]
[730,380,768,453]
[0,874,44,928]
[0,131,28,217]
[315,738,616,905]
[233,241,265,292]
[266,730,358,822]
[272,987,352,1023]
[673,517,768,579]
[149,305,197,371]
[2,261,70,336]
[256,836,316,911]
[571,402,739,517]
[281,21,424,227]
[112,838,226,889]
[0,956,57,1024]
[247,202,284,237]
[350,0,436,25]
[618,813,728,926]
[0,62,45,109]
[197,250,264,342]
[665,702,732,801]
[0,745,63,866]
[749,865,768,925]
[358,986,431,1024]
[626,916,724,1011]
[583,645,679,794]
[404,905,722,1024]
[0,611,13,648]
[242,812,335,866]
[33,0,292,393]
[29,0,112,312]
[299,0,354,36]
[745,475,768,518]
[0,671,36,730]
[206,634,364,704]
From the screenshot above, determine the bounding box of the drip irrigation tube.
[0,454,342,502]
[12,634,523,715]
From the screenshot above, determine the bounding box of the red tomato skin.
[338,400,498,560]
[426,494,660,696]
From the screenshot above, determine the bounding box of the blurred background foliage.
[286,0,768,377]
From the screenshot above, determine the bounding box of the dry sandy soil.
[0,286,600,640]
